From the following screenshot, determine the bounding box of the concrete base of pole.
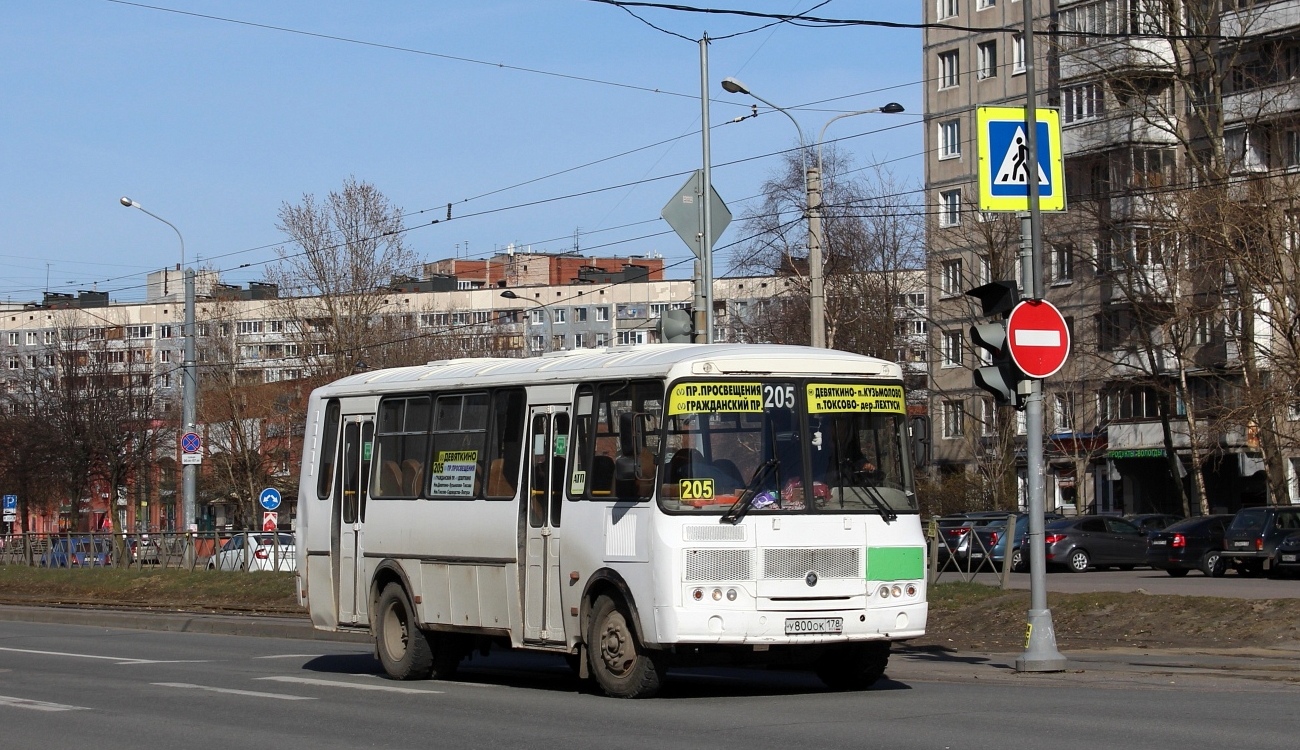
[1015,608,1068,672]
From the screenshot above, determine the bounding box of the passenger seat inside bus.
[589,455,616,496]
[401,459,423,497]
[487,458,514,497]
[379,460,403,497]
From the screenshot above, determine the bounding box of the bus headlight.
[711,588,723,601]
[692,588,704,601]
[726,588,738,601]
[878,585,891,599]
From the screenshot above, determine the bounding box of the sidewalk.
[3,603,1297,687]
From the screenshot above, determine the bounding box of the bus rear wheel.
[376,583,433,680]
[815,641,890,691]
[587,594,663,698]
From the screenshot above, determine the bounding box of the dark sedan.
[1146,514,1233,577]
[1041,515,1148,573]
[1275,532,1300,576]
[1125,513,1183,535]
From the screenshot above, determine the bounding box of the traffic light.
[657,308,695,343]
[966,280,1028,409]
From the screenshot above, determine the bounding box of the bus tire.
[376,583,433,680]
[587,594,663,698]
[815,641,890,691]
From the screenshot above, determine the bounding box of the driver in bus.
[822,417,881,487]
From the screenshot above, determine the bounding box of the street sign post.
[1006,300,1071,379]
[262,511,278,532]
[2,494,16,523]
[661,169,732,257]
[976,106,1066,212]
[259,487,282,512]
[180,431,201,454]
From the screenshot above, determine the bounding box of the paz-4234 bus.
[295,343,927,697]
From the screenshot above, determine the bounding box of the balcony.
[1222,0,1300,39]
[1062,112,1179,157]
[1223,79,1300,125]
[1058,38,1175,82]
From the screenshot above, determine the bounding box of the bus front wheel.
[376,583,433,680]
[815,641,890,691]
[586,594,663,698]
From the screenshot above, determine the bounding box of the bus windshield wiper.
[720,458,778,526]
[861,485,898,523]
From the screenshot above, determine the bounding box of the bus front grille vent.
[684,549,752,581]
[683,525,747,542]
[763,548,860,580]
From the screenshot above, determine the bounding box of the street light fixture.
[121,196,198,537]
[721,78,904,348]
[501,290,553,355]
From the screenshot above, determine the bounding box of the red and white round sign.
[1006,300,1071,379]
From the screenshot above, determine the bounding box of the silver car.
[208,532,296,572]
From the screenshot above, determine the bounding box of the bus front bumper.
[652,601,928,646]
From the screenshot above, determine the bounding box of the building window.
[939,119,961,159]
[1052,244,1075,283]
[942,258,963,296]
[553,308,567,324]
[575,307,588,322]
[1063,82,1104,124]
[6,333,16,346]
[942,400,965,439]
[595,306,610,322]
[530,335,545,352]
[1012,34,1025,73]
[977,0,995,8]
[940,189,961,227]
[1053,393,1074,433]
[595,332,609,347]
[977,41,997,79]
[938,50,960,89]
[25,332,37,345]
[938,0,960,20]
[942,331,964,368]
[980,399,997,436]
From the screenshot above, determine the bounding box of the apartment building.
[5,258,933,532]
[924,0,1300,513]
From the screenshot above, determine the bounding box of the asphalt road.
[934,565,1300,598]
[2,620,1298,750]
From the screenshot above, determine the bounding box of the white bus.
[295,344,927,697]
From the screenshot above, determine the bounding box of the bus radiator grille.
[684,549,753,581]
[762,548,860,579]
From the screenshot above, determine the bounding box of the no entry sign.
[1006,300,1071,379]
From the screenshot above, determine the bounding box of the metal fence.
[0,531,294,572]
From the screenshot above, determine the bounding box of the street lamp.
[500,290,553,355]
[121,197,198,537]
[721,77,903,348]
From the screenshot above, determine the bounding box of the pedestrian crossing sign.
[976,106,1066,212]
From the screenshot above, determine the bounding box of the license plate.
[971,552,984,558]
[1283,554,1297,563]
[785,617,843,635]
[1234,541,1249,547]
[1151,540,1166,546]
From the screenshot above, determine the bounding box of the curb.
[0,604,370,643]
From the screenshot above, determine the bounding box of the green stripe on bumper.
[867,546,925,581]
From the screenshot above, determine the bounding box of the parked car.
[1146,514,1233,577]
[38,536,111,568]
[208,533,295,572]
[1035,515,1148,573]
[971,512,1065,572]
[1125,513,1183,535]
[128,536,160,565]
[1221,505,1300,576]
[1273,532,1300,576]
[934,512,1007,568]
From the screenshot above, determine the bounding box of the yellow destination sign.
[668,382,763,415]
[807,384,905,414]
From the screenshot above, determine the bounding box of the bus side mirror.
[910,415,930,470]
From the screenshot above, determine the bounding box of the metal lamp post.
[501,290,552,354]
[121,197,197,535]
[721,77,903,349]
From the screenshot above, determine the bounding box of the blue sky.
[0,1,924,303]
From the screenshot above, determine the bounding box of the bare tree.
[265,177,421,377]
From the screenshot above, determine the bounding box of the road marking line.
[152,683,316,701]
[0,694,89,712]
[0,646,206,666]
[256,676,444,694]
[254,654,325,660]
[0,646,149,664]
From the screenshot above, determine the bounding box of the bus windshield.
[658,379,916,516]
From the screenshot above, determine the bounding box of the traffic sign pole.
[1015,1,1067,674]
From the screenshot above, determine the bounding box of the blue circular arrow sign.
[259,487,282,511]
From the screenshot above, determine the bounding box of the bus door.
[522,405,569,645]
[335,415,374,626]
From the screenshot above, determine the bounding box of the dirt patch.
[0,567,301,615]
[916,582,1300,652]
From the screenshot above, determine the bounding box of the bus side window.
[485,389,526,499]
[316,400,341,500]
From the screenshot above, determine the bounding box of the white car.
[208,532,296,572]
